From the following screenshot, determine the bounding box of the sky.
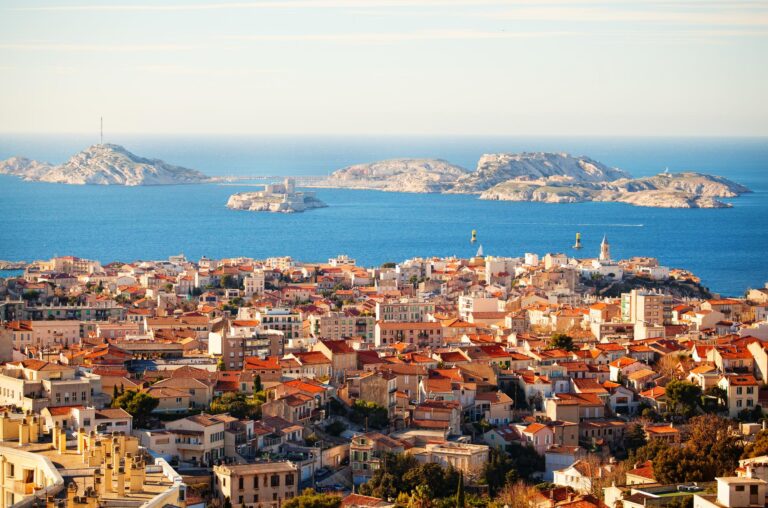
[0,0,766,136]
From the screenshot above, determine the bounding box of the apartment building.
[213,462,299,508]
[0,360,104,412]
[375,299,434,323]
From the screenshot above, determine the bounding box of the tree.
[216,357,225,371]
[254,374,262,393]
[408,485,432,508]
[634,415,743,484]
[624,423,647,453]
[381,262,397,269]
[112,391,159,428]
[665,379,702,417]
[112,385,119,401]
[325,420,346,437]
[455,472,465,508]
[743,429,768,458]
[223,497,232,508]
[489,480,542,508]
[283,489,341,508]
[210,392,262,420]
[349,400,389,430]
[549,333,575,352]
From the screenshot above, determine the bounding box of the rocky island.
[226,178,327,213]
[0,143,211,186]
[316,152,750,208]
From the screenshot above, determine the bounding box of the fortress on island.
[226,177,328,213]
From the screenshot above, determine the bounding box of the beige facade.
[213,462,298,508]
[409,442,489,478]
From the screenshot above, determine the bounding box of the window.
[736,486,745,492]
[271,475,280,487]
[239,478,243,489]
[254,477,259,489]
[285,474,294,486]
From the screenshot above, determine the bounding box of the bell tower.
[599,235,611,263]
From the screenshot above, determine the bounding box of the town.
[2,242,768,508]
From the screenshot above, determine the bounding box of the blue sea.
[0,135,766,296]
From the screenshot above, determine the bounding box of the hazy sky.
[1,0,766,136]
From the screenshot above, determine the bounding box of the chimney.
[19,417,29,446]
[67,482,78,508]
[103,465,113,494]
[31,416,40,443]
[129,463,144,493]
[58,427,67,454]
[77,428,86,455]
[116,467,125,495]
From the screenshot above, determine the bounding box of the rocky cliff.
[317,158,468,193]
[451,152,630,193]
[0,144,210,186]
[320,152,749,208]
[479,171,749,208]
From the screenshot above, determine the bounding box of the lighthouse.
[573,232,582,250]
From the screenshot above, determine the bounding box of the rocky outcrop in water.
[317,158,468,193]
[0,144,210,186]
[480,171,749,208]
[451,152,630,193]
[318,152,750,208]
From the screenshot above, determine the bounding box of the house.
[644,424,680,445]
[162,413,228,465]
[412,400,462,436]
[545,445,586,482]
[213,462,299,508]
[312,339,357,383]
[350,432,405,486]
[719,374,760,418]
[553,459,616,494]
[472,391,514,425]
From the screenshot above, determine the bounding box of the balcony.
[176,441,206,451]
[14,481,35,495]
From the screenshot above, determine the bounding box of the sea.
[0,135,766,297]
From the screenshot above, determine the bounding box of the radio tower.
[100,117,103,145]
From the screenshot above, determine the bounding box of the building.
[693,477,767,508]
[408,442,489,478]
[0,360,104,412]
[375,299,434,323]
[718,374,759,418]
[213,462,299,508]
[350,432,405,486]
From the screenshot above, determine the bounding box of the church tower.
[599,235,611,263]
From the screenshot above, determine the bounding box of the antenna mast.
[100,117,103,145]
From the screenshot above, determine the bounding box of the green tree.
[112,391,159,428]
[743,429,768,458]
[349,400,389,430]
[210,392,262,419]
[665,380,702,417]
[283,489,341,508]
[624,423,647,452]
[223,497,232,508]
[455,472,465,508]
[408,485,432,508]
[549,333,575,351]
[112,384,119,401]
[634,415,743,483]
[216,357,225,371]
[254,374,263,393]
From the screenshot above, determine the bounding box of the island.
[314,152,750,208]
[0,143,211,186]
[226,178,328,213]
